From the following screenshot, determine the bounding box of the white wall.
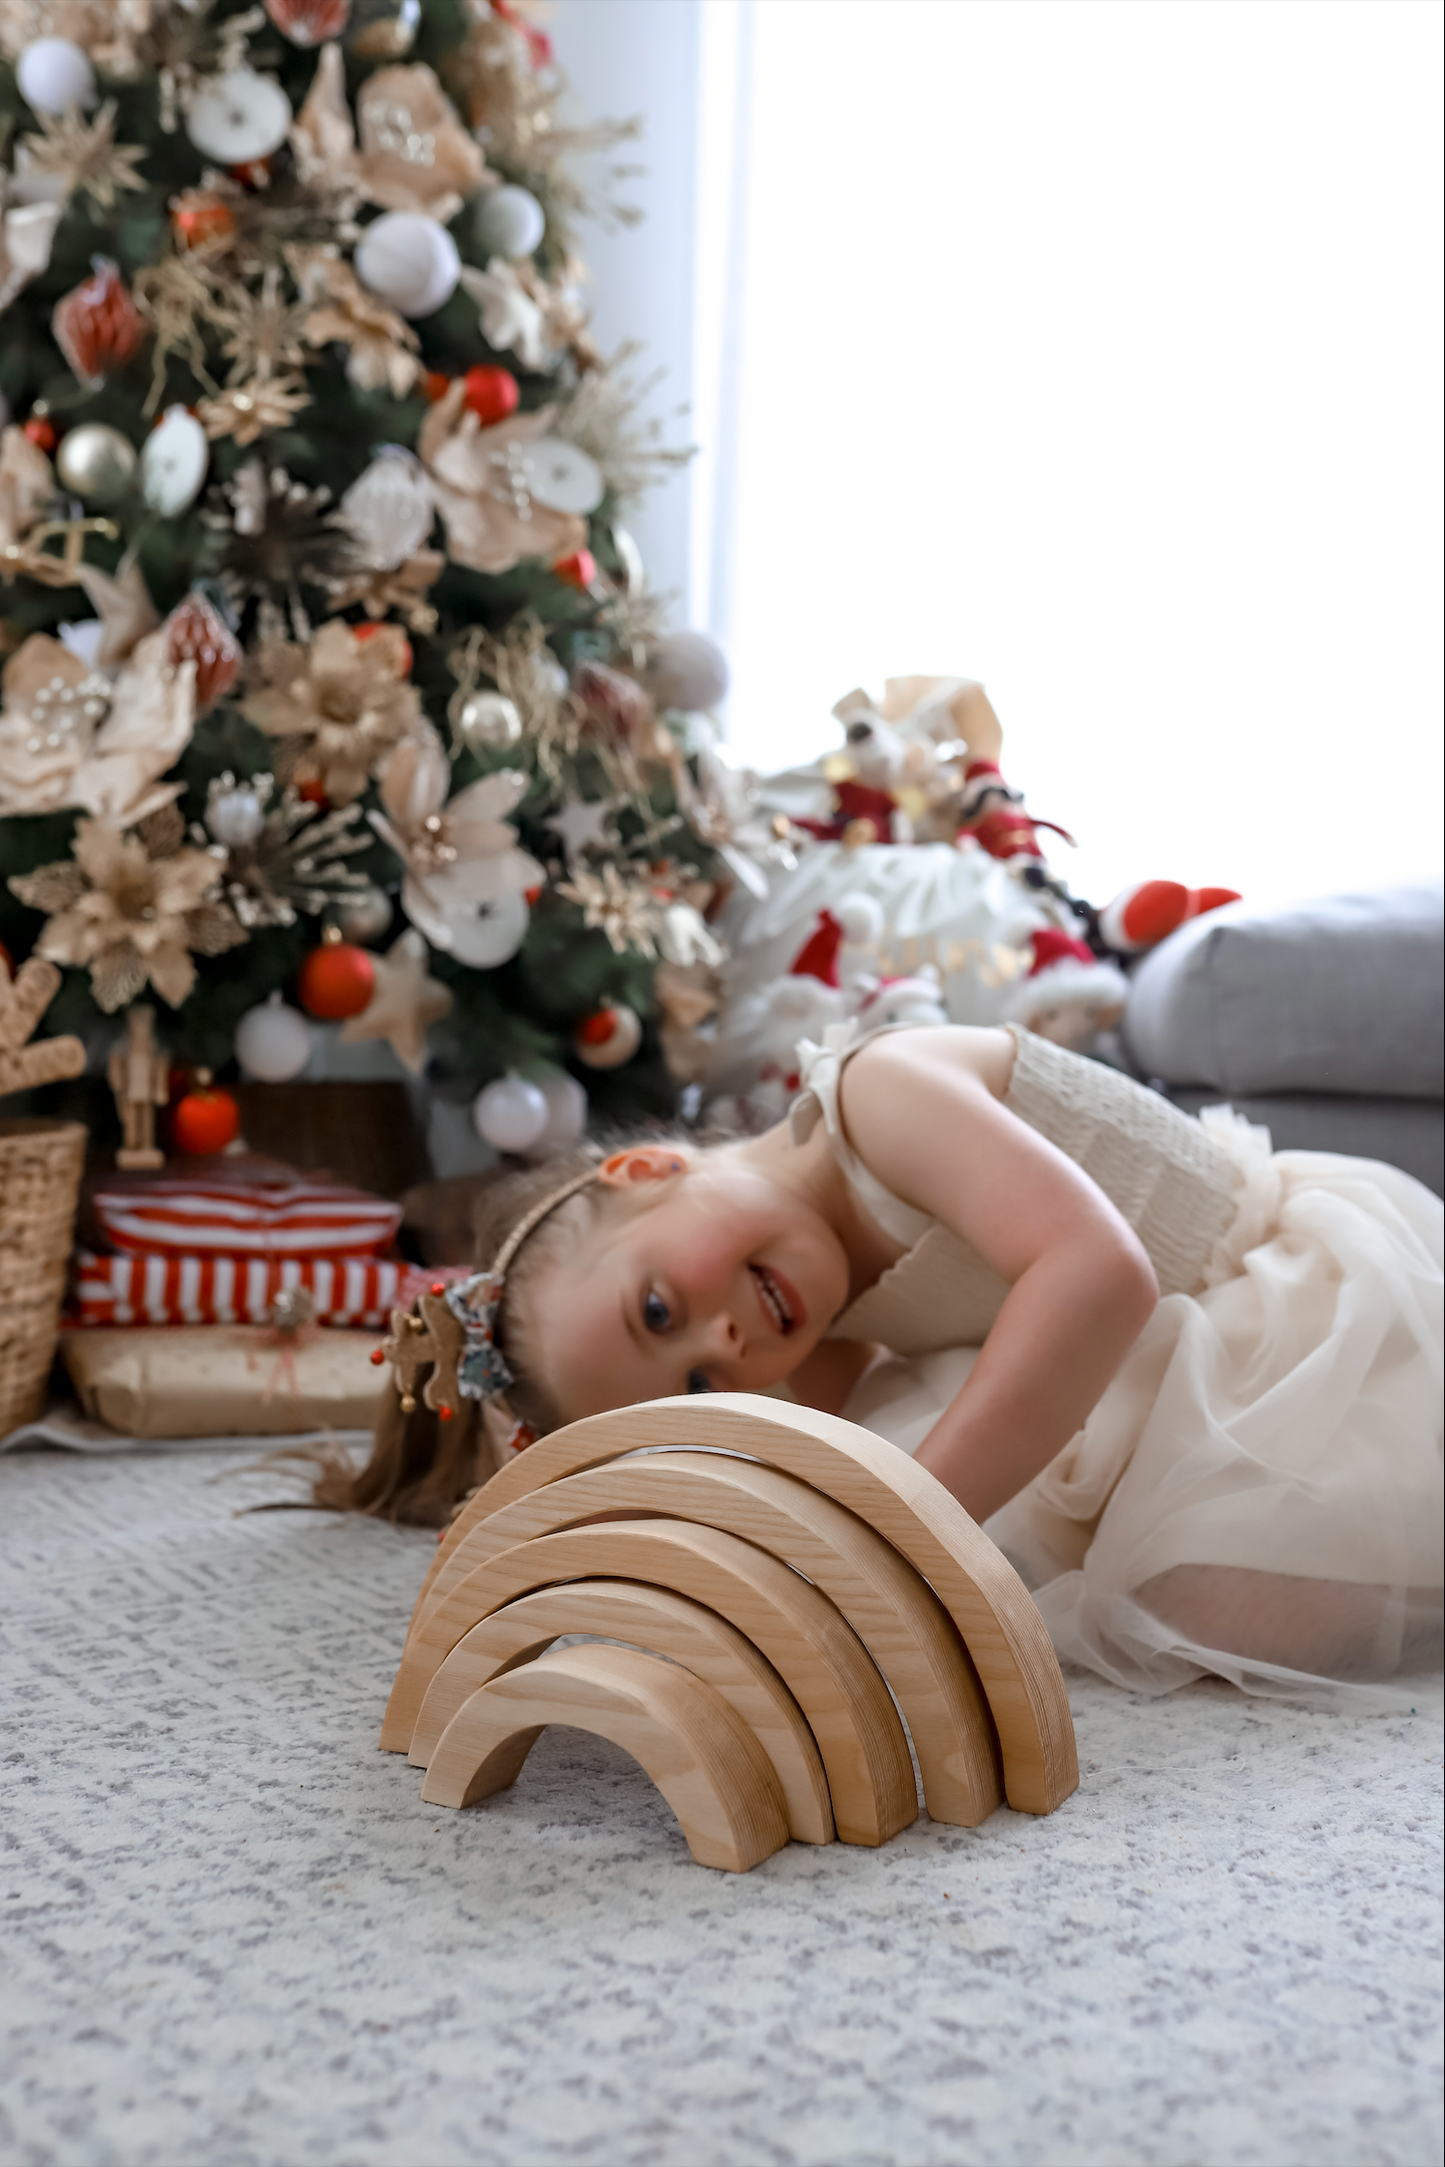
[548,0,702,611]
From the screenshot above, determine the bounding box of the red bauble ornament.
[573,1000,643,1069]
[23,414,57,451]
[165,591,243,714]
[171,191,237,251]
[352,620,413,675]
[296,777,330,807]
[462,364,520,425]
[297,926,376,1020]
[51,259,143,389]
[264,0,352,44]
[553,548,598,591]
[172,1073,241,1155]
[420,370,451,403]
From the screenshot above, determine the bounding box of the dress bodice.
[790,1022,1241,1354]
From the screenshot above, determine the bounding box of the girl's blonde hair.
[312,1141,673,1526]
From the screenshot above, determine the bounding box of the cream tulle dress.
[792,1023,1444,1709]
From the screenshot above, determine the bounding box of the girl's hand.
[838,1027,1159,1520]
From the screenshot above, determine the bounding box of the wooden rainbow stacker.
[381,1393,1078,1871]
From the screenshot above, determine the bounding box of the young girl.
[334,1019,1444,1709]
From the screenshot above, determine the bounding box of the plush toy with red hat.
[703,897,882,1127]
[1006,925,1130,1051]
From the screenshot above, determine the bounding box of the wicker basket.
[0,1119,87,1439]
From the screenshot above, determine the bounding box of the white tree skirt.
[1,1447,1439,2167]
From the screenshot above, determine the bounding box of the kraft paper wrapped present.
[61,1325,386,1439]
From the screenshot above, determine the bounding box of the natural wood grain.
[409,1576,835,1845]
[401,1396,1077,1815]
[408,1453,1001,1827]
[392,1517,917,1846]
[420,1642,791,1873]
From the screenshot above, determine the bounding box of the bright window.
[700,0,1443,909]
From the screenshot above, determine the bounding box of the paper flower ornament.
[243,619,423,805]
[418,387,586,577]
[457,257,548,370]
[0,629,196,823]
[369,723,544,967]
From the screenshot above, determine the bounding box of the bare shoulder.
[844,1023,1017,1104]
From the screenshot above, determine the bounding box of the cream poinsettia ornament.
[368,722,544,967]
[418,386,586,577]
[291,44,489,223]
[0,628,195,822]
[242,619,422,805]
[8,806,246,1013]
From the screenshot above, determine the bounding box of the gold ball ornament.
[456,691,523,754]
[55,424,137,506]
[326,883,394,945]
[573,1000,643,1070]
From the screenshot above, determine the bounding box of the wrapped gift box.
[71,1251,412,1329]
[61,1326,386,1438]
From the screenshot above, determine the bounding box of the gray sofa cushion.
[1123,885,1444,1097]
[1165,1089,1443,1198]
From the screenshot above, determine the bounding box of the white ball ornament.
[355,212,460,319]
[17,36,96,114]
[473,1073,549,1154]
[528,1069,588,1156]
[646,630,731,715]
[140,405,210,516]
[473,183,546,260]
[337,447,434,569]
[185,69,293,164]
[235,993,313,1082]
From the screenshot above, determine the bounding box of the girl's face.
[526,1145,852,1422]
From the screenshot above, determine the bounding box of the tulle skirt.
[842,1111,1445,1710]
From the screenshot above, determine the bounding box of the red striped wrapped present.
[92,1169,402,1260]
[72,1251,416,1328]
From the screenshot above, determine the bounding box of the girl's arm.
[838,1028,1159,1522]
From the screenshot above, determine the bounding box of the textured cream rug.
[1,1445,1440,2167]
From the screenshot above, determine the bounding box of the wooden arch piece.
[411,1577,835,1845]
[395,1395,1078,1816]
[398,1518,917,1846]
[406,1453,1001,1828]
[421,1642,791,1874]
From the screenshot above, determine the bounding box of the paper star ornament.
[339,928,452,1075]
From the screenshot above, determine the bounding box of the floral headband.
[441,1164,601,1450]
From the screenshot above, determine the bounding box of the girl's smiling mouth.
[750,1261,804,1336]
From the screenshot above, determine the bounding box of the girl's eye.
[686,1369,714,1394]
[643,1291,671,1334]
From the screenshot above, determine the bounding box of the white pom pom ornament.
[646,630,730,715]
[355,212,460,319]
[17,37,96,115]
[235,993,312,1082]
[473,1073,549,1154]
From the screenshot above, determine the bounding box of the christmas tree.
[0,0,732,1154]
